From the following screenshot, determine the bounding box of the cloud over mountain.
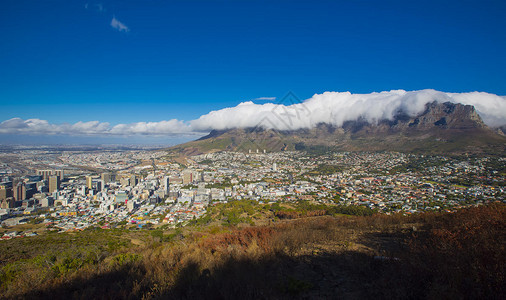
[1,90,505,137]
[191,89,506,131]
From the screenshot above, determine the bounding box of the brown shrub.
[406,203,506,299]
[198,226,277,253]
[2,204,504,299]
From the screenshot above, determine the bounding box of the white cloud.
[446,92,506,128]
[110,120,193,135]
[0,118,195,136]
[1,90,505,138]
[191,89,506,131]
[111,16,129,32]
[0,119,112,135]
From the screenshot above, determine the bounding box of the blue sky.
[1,0,506,144]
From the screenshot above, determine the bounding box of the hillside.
[169,102,505,155]
[0,203,504,299]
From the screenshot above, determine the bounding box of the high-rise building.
[101,172,111,183]
[97,180,104,192]
[126,199,135,211]
[78,185,86,195]
[197,182,206,195]
[0,197,15,209]
[53,170,64,181]
[130,175,137,187]
[0,185,8,200]
[163,176,170,193]
[195,171,204,182]
[182,170,193,185]
[48,175,60,194]
[25,182,37,199]
[86,176,93,190]
[13,183,26,201]
[37,169,64,181]
[36,181,45,192]
[37,170,52,181]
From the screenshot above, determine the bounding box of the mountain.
[170,101,505,155]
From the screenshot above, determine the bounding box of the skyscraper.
[130,175,137,187]
[101,172,111,183]
[48,175,60,194]
[53,169,64,181]
[163,176,170,193]
[37,169,52,181]
[0,197,15,209]
[13,182,26,201]
[0,185,8,200]
[182,170,193,185]
[86,176,93,190]
[97,180,104,192]
[36,169,64,181]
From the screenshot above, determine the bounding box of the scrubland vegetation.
[0,203,504,299]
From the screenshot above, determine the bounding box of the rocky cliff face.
[396,101,485,130]
[336,101,486,135]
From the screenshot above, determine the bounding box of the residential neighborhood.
[0,146,504,240]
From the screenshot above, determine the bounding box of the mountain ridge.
[170,101,505,155]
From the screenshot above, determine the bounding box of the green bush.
[111,253,141,267]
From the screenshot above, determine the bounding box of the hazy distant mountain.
[170,102,505,155]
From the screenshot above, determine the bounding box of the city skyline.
[1,0,506,144]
